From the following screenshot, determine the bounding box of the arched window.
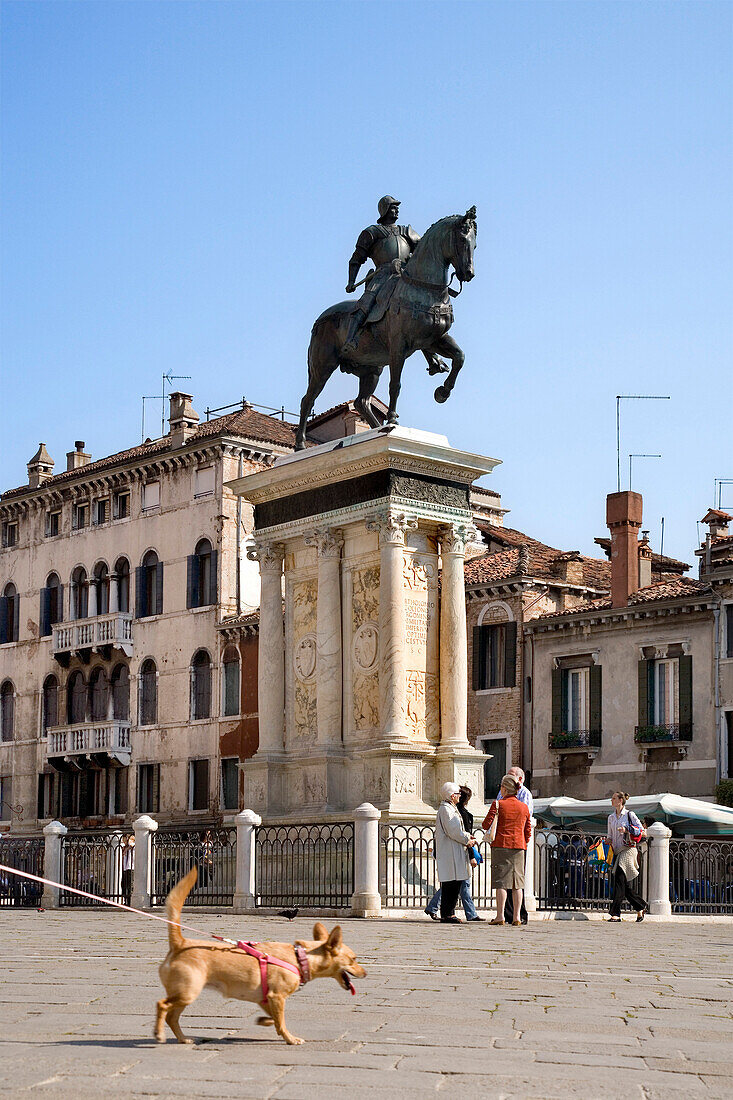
[222,645,240,717]
[67,670,87,725]
[0,681,14,741]
[42,572,64,637]
[191,650,212,720]
[93,562,109,616]
[187,538,217,609]
[89,667,109,722]
[42,675,59,736]
[111,664,130,721]
[1,582,19,644]
[138,659,157,726]
[136,551,162,618]
[114,557,130,613]
[70,567,88,620]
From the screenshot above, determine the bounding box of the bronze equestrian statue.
[295,199,477,450]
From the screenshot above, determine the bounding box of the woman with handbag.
[482,774,532,926]
[605,791,648,922]
[433,782,477,923]
[425,785,485,921]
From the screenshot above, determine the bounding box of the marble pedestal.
[228,426,499,821]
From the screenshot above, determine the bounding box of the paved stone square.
[0,910,731,1099]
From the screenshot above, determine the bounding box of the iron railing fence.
[535,829,647,912]
[60,831,131,907]
[0,836,44,907]
[548,729,602,750]
[151,828,236,907]
[255,823,354,908]
[635,723,693,744]
[669,838,733,914]
[379,823,494,909]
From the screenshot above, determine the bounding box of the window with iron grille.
[472,621,517,690]
[138,763,160,813]
[221,758,239,811]
[190,650,212,720]
[189,758,209,811]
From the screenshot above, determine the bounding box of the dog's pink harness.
[236,941,310,1006]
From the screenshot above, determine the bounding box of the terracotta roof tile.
[534,576,711,620]
[472,523,611,590]
[464,548,523,585]
[593,536,689,574]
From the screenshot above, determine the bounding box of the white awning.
[533,793,733,835]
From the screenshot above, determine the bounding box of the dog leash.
[0,862,312,998]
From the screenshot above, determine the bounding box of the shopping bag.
[588,839,613,866]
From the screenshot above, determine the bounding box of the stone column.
[305,529,344,745]
[87,579,97,619]
[524,816,537,912]
[41,820,67,909]
[109,573,119,614]
[131,814,158,910]
[646,821,672,917]
[248,542,286,753]
[233,809,261,912]
[351,803,382,916]
[439,524,473,748]
[367,511,416,743]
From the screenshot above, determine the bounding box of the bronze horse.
[295,207,476,449]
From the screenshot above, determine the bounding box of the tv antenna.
[628,453,661,491]
[140,372,192,442]
[714,478,733,511]
[615,395,670,492]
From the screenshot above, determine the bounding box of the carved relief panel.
[351,564,380,733]
[403,536,440,743]
[290,578,317,746]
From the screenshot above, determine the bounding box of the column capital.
[247,541,285,572]
[366,510,418,546]
[440,522,481,557]
[304,528,343,559]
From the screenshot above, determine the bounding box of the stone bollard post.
[524,816,537,912]
[131,814,158,910]
[41,820,68,909]
[351,803,382,917]
[646,821,672,917]
[233,809,261,912]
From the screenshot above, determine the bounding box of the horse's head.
[449,206,477,283]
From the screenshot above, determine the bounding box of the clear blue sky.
[2,1,731,567]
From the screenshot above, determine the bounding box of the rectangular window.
[652,659,678,726]
[472,621,517,690]
[111,769,128,816]
[59,773,78,817]
[189,759,209,812]
[0,777,11,820]
[137,763,160,813]
[726,712,733,779]
[564,667,589,732]
[46,510,61,538]
[72,503,89,530]
[37,773,58,819]
[93,499,109,526]
[194,466,215,498]
[1,521,18,548]
[481,738,507,803]
[726,605,733,660]
[221,758,239,811]
[142,482,160,511]
[223,657,240,716]
[113,491,130,520]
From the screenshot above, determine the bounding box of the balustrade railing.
[151,828,237,907]
[255,823,354,908]
[669,838,733,914]
[52,612,133,655]
[47,721,131,758]
[0,837,44,907]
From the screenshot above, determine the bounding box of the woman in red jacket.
[482,774,532,926]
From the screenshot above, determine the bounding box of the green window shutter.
[551,667,563,736]
[638,659,650,727]
[503,621,517,688]
[678,655,693,735]
[472,625,483,690]
[589,664,602,737]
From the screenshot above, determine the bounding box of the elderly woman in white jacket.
[434,782,476,923]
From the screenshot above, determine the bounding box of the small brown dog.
[155,868,366,1045]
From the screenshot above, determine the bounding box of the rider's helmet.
[377,195,400,219]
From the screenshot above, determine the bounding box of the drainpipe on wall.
[235,452,244,614]
[714,595,722,784]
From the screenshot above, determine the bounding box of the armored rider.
[342,196,420,354]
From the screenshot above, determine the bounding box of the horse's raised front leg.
[354,369,383,428]
[431,334,465,404]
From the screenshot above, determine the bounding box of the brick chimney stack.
[606,491,643,607]
[169,392,200,447]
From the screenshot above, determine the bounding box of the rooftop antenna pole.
[660,516,665,558]
[628,453,662,491]
[161,371,192,437]
[616,395,670,492]
[141,395,163,443]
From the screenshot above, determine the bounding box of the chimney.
[606,491,643,607]
[169,392,200,447]
[638,530,653,589]
[701,509,731,541]
[27,443,54,488]
[66,440,91,471]
[551,550,584,585]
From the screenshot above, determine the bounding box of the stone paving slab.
[0,910,731,1098]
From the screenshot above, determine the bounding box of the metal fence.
[535,829,647,912]
[255,823,354,908]
[60,831,130,907]
[0,836,44,908]
[379,823,494,909]
[669,838,733,914]
[151,828,237,907]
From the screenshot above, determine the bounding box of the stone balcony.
[52,612,133,664]
[46,721,132,769]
